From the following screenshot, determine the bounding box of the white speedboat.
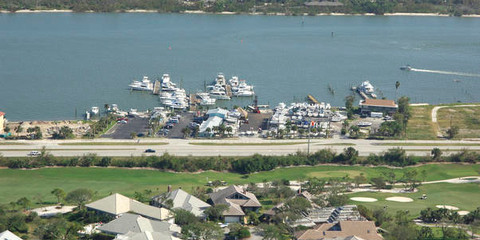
[197,92,216,106]
[129,76,154,91]
[209,91,231,100]
[214,73,227,86]
[91,106,99,115]
[358,81,374,94]
[161,74,178,91]
[233,89,255,97]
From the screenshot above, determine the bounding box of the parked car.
[144,149,156,153]
[27,151,41,156]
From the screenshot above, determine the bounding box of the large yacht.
[209,90,231,100]
[129,76,154,91]
[161,74,178,91]
[196,92,216,106]
[358,81,375,94]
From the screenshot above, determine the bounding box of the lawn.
[347,183,480,217]
[437,106,480,138]
[58,142,168,146]
[0,164,478,206]
[407,105,436,140]
[377,143,480,146]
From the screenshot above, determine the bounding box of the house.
[359,99,398,116]
[208,185,261,223]
[0,112,5,134]
[98,213,180,240]
[86,193,173,221]
[295,221,383,240]
[0,230,23,240]
[151,188,211,218]
[263,190,317,222]
[199,116,223,137]
[115,231,181,240]
[294,205,366,227]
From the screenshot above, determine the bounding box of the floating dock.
[307,94,320,105]
[153,80,161,95]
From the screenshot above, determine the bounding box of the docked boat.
[214,73,227,87]
[161,74,178,91]
[91,106,99,115]
[196,92,216,106]
[209,90,231,100]
[129,76,154,91]
[358,81,375,94]
[233,88,255,97]
[400,65,412,71]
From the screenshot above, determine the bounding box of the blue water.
[0,13,479,120]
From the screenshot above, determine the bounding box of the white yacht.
[91,106,99,115]
[196,92,216,106]
[358,81,374,94]
[161,74,178,91]
[233,88,255,97]
[209,91,231,100]
[129,76,154,91]
[214,73,227,87]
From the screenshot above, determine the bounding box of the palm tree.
[181,127,191,139]
[395,81,400,100]
[226,126,233,137]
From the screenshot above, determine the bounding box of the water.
[0,13,479,121]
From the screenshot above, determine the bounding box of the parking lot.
[102,117,150,139]
[239,112,272,132]
[165,112,194,139]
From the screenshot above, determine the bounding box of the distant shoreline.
[1,9,480,17]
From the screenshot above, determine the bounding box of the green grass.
[317,143,356,146]
[59,142,168,146]
[377,143,480,146]
[0,142,28,145]
[407,105,437,140]
[0,148,136,151]
[437,106,480,139]
[188,142,307,146]
[347,183,480,217]
[0,164,478,206]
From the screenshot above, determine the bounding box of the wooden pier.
[153,80,161,95]
[307,94,320,105]
[226,85,232,97]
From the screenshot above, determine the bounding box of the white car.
[27,151,41,156]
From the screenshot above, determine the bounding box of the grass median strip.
[0,148,136,151]
[377,143,480,146]
[0,142,28,145]
[317,143,356,146]
[188,142,307,146]
[59,142,168,146]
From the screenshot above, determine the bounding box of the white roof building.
[0,230,22,240]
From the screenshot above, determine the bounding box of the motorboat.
[129,76,154,91]
[233,89,255,97]
[358,81,375,94]
[214,73,227,86]
[161,74,178,91]
[91,106,99,115]
[196,92,216,106]
[400,65,412,71]
[209,91,231,100]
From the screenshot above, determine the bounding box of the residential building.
[359,99,398,115]
[86,193,173,221]
[98,213,180,240]
[295,221,383,240]
[208,185,261,223]
[151,188,211,218]
[294,205,366,227]
[0,230,23,240]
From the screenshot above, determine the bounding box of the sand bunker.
[386,197,414,202]
[350,197,378,202]
[457,211,470,216]
[436,205,459,210]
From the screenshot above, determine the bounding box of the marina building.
[0,112,4,134]
[359,99,398,116]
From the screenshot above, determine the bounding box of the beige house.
[86,193,173,222]
[296,221,383,240]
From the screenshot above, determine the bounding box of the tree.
[349,125,361,138]
[370,177,386,189]
[353,173,367,187]
[16,197,31,211]
[65,188,93,208]
[447,125,459,139]
[34,218,82,240]
[204,204,228,222]
[395,81,400,99]
[130,132,137,139]
[52,126,75,139]
[226,126,233,136]
[258,224,287,240]
[345,95,355,119]
[181,222,224,240]
[181,127,192,138]
[51,188,66,204]
[401,169,420,191]
[431,147,443,161]
[174,209,198,226]
[227,223,251,239]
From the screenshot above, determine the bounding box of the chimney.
[167,185,172,192]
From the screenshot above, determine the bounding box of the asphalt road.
[102,117,150,139]
[2,138,480,157]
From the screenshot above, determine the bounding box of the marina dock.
[307,94,320,105]
[153,80,161,95]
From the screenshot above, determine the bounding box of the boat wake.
[409,68,480,78]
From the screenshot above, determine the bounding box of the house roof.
[152,189,210,217]
[199,116,223,133]
[98,213,179,236]
[0,112,5,117]
[209,185,261,216]
[296,221,383,240]
[206,108,229,117]
[360,99,397,108]
[0,230,23,240]
[86,193,173,221]
[115,231,181,240]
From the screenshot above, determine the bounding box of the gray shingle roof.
[115,231,181,240]
[209,185,261,217]
[151,189,210,217]
[98,213,180,236]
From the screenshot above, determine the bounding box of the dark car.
[144,149,156,153]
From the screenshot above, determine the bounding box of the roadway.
[1,138,480,157]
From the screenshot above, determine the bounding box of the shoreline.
[1,9,479,17]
